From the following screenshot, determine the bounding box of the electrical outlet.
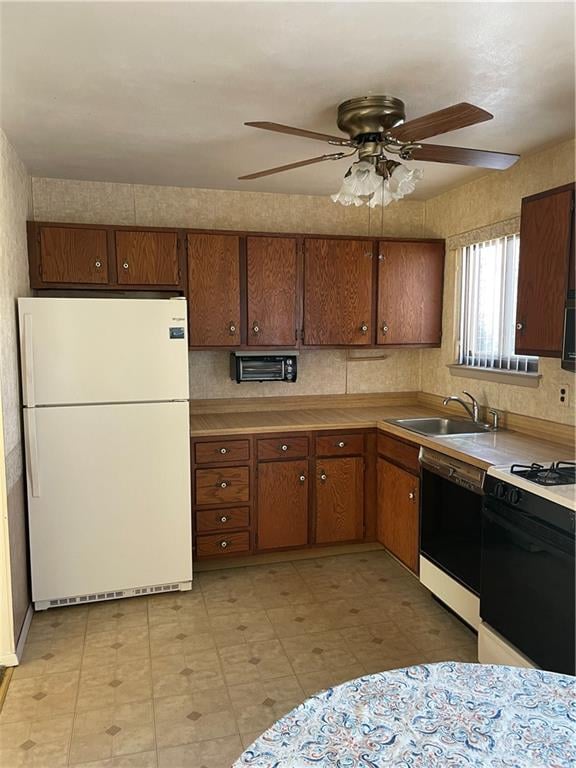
[559,384,570,407]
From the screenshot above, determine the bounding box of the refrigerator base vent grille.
[35,580,193,611]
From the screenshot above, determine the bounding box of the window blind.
[459,234,538,373]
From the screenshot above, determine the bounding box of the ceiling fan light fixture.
[331,159,382,207]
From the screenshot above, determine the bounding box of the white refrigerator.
[18,297,193,610]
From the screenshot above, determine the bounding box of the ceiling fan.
[238,96,520,206]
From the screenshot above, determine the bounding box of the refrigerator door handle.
[22,313,36,407]
[24,408,41,497]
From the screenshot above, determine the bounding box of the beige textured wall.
[32,177,426,398]
[421,139,576,425]
[0,129,33,643]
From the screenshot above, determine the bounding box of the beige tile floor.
[0,551,477,768]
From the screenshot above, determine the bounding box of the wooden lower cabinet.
[257,459,309,550]
[377,457,419,573]
[315,457,364,544]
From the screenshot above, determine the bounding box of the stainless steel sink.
[386,417,493,436]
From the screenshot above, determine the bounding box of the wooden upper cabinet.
[315,457,364,544]
[37,226,108,284]
[247,237,298,346]
[377,241,444,345]
[187,233,241,346]
[515,185,575,357]
[116,231,179,286]
[377,457,419,573]
[257,459,309,550]
[303,238,373,345]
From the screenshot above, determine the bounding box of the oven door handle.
[483,504,574,560]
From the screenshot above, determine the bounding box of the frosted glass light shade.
[331,160,381,206]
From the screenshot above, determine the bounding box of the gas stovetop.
[488,461,576,511]
[510,461,576,487]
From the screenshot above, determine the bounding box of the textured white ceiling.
[1,2,574,199]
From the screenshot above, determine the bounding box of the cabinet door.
[377,458,419,573]
[516,187,574,356]
[377,241,444,345]
[257,460,309,550]
[39,226,108,284]
[116,231,179,286]
[188,234,241,346]
[247,237,298,346]
[315,457,364,543]
[303,239,373,345]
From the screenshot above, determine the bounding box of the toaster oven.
[230,352,298,383]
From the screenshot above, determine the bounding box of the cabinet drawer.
[257,436,309,460]
[316,434,364,457]
[377,432,420,474]
[196,507,250,533]
[195,439,250,464]
[196,531,250,558]
[195,467,250,505]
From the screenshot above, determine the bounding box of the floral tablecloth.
[234,662,576,768]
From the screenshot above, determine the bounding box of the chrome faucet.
[442,391,481,423]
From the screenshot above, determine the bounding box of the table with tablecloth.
[234,662,576,767]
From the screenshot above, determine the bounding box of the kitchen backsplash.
[188,349,422,399]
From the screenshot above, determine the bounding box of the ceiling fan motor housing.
[337,95,406,140]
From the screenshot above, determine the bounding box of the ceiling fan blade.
[411,143,520,170]
[238,153,347,180]
[389,103,493,143]
[245,121,352,146]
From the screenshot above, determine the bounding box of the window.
[458,234,538,373]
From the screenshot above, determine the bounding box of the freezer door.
[24,401,192,602]
[19,297,189,405]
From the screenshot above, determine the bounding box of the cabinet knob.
[95,261,102,268]
[378,254,385,261]
[219,447,228,455]
[220,481,228,489]
[360,322,368,334]
[220,540,229,549]
[299,475,306,483]
[228,322,237,334]
[122,262,129,270]
[381,323,389,334]
[337,441,345,448]
[516,321,524,331]
[281,444,289,452]
[220,515,228,523]
[320,472,327,482]
[408,491,416,501]
[252,323,260,334]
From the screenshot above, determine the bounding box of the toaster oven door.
[238,358,285,381]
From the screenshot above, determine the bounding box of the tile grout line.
[145,593,160,768]
[66,609,89,767]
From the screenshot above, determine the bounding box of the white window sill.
[447,364,541,388]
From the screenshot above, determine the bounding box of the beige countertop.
[190,404,574,470]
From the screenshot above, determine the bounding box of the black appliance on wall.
[230,352,298,383]
[562,295,575,371]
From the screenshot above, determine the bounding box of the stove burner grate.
[510,461,576,486]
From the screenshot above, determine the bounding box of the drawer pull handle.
[337,441,345,448]
[381,323,389,334]
[252,322,260,334]
[360,322,368,334]
[220,481,228,489]
[219,447,228,455]
[299,475,306,483]
[320,472,327,482]
[220,516,228,523]
[122,262,129,269]
[281,444,289,452]
[95,261,102,268]
[228,322,237,334]
[516,321,524,331]
[220,540,229,549]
